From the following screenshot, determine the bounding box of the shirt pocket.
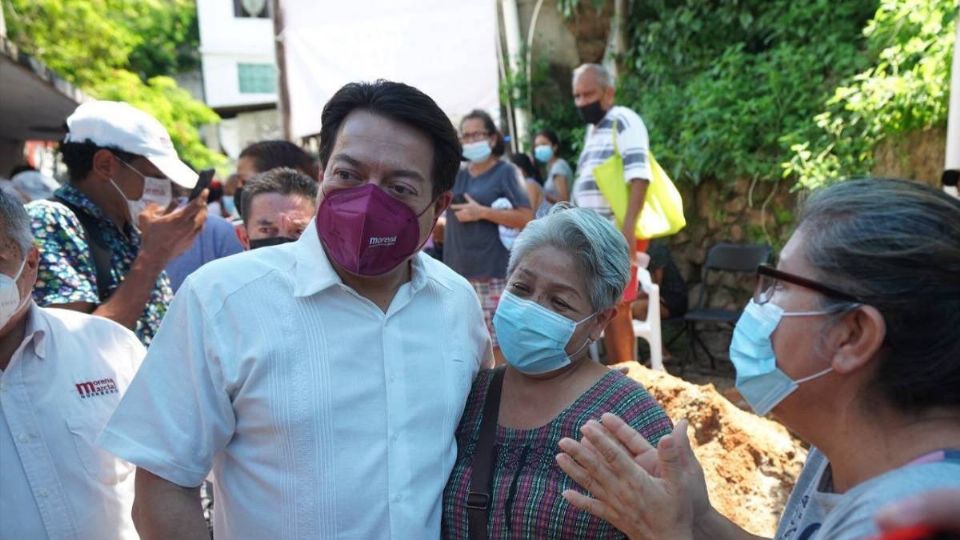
[66,411,134,485]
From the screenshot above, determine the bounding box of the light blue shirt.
[165,213,244,292]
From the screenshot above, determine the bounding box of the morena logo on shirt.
[368,236,398,247]
[75,378,118,399]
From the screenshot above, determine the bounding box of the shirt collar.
[56,184,139,240]
[19,303,49,360]
[293,219,431,298]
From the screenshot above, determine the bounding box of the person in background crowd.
[205,179,224,217]
[442,206,672,538]
[99,80,492,539]
[222,173,242,220]
[570,63,653,364]
[509,152,544,214]
[533,129,573,216]
[6,165,61,203]
[234,140,317,219]
[557,179,960,540]
[631,239,688,322]
[444,109,533,364]
[0,190,143,539]
[26,101,206,346]
[164,183,244,292]
[240,167,318,249]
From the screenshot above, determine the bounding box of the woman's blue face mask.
[493,291,597,375]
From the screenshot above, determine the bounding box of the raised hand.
[556,415,708,540]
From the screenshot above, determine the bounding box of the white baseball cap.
[63,101,198,188]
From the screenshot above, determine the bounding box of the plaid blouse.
[25,185,173,346]
[442,369,673,539]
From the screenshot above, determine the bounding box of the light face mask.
[534,145,554,163]
[462,141,493,163]
[222,195,237,216]
[112,159,173,224]
[0,258,27,329]
[729,299,835,416]
[493,291,597,375]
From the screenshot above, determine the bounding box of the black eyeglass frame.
[755,264,863,305]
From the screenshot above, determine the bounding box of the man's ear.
[434,191,453,216]
[830,305,886,375]
[236,225,250,251]
[91,149,116,182]
[589,307,617,341]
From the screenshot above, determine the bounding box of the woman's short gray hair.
[507,205,631,311]
[0,189,32,258]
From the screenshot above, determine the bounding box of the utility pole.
[500,0,530,153]
[271,0,292,141]
[944,8,959,197]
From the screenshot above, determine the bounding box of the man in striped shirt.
[571,63,651,363]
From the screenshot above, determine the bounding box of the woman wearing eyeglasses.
[444,110,534,364]
[556,178,960,540]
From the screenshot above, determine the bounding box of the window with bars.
[237,63,277,94]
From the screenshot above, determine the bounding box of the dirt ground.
[609,324,807,537]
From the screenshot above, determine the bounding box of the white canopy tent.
[278,0,500,140]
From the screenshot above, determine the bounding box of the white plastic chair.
[587,266,665,371]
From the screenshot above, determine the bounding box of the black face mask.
[577,100,607,125]
[248,236,297,250]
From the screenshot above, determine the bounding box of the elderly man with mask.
[570,63,653,364]
[0,190,144,538]
[99,81,493,539]
[26,101,207,345]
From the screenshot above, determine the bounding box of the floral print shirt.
[25,184,172,345]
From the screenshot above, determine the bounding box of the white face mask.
[0,258,27,329]
[112,159,173,225]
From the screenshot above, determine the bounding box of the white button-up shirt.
[99,223,492,539]
[0,304,143,539]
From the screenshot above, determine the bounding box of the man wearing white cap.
[26,101,207,345]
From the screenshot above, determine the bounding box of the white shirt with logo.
[99,221,493,539]
[0,304,143,539]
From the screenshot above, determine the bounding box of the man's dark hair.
[59,140,139,183]
[319,80,462,198]
[239,140,316,179]
[241,167,319,222]
[461,109,506,158]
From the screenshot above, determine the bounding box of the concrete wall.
[196,0,276,109]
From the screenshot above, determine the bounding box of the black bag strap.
[467,367,506,540]
[52,196,114,302]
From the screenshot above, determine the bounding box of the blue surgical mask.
[462,141,493,163]
[533,145,554,163]
[729,300,835,416]
[222,195,237,216]
[493,291,596,375]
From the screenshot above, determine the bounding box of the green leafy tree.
[3,0,224,169]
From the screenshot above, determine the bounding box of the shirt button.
[38,489,49,498]
[17,433,29,443]
[391,494,401,503]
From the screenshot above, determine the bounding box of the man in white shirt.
[571,63,652,363]
[0,190,144,539]
[99,80,493,539]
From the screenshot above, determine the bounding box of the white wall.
[197,0,277,109]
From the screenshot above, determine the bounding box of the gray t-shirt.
[774,448,960,540]
[443,160,531,279]
[538,158,574,218]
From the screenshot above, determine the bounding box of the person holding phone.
[26,101,207,345]
[444,110,534,364]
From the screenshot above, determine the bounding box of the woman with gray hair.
[557,178,960,540]
[442,205,672,538]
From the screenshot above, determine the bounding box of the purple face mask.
[316,183,434,276]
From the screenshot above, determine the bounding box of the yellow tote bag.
[593,121,686,239]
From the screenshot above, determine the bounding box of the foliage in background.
[2,0,224,169]
[618,0,877,186]
[783,0,957,189]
